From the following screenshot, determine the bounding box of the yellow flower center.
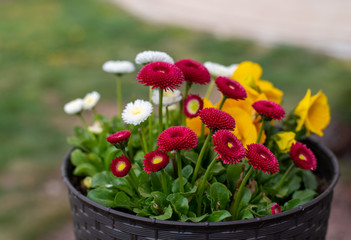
[86,97,94,104]
[227,142,233,148]
[299,154,307,161]
[188,100,199,114]
[131,107,142,116]
[163,91,175,97]
[152,157,163,164]
[117,162,126,171]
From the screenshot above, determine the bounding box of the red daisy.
[143,150,170,173]
[157,126,198,152]
[271,203,281,215]
[175,59,211,85]
[110,155,132,177]
[137,61,185,91]
[252,100,285,120]
[289,142,317,171]
[212,130,246,164]
[199,108,235,131]
[184,94,203,118]
[215,76,247,100]
[246,143,279,174]
[106,130,131,148]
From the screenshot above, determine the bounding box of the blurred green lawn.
[0,0,351,239]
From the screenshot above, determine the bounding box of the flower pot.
[62,138,339,240]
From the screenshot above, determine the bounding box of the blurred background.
[0,0,350,239]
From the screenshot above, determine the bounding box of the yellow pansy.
[294,89,330,136]
[274,132,296,153]
[256,80,283,104]
[232,61,262,88]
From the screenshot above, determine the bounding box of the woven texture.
[62,139,339,240]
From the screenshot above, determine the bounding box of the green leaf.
[226,163,243,192]
[240,208,254,220]
[114,192,133,210]
[292,189,317,204]
[87,188,117,208]
[210,162,225,175]
[167,193,189,216]
[283,199,301,210]
[239,187,252,210]
[87,153,104,170]
[302,170,318,191]
[150,205,173,220]
[182,165,193,179]
[207,210,231,222]
[150,172,163,192]
[172,177,188,193]
[71,149,87,167]
[181,213,208,222]
[91,171,113,188]
[111,177,136,197]
[184,151,198,164]
[210,182,232,211]
[73,163,98,177]
[133,150,145,161]
[151,191,168,209]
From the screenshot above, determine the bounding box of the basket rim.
[62,138,339,227]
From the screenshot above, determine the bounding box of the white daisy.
[204,61,238,77]
[102,60,135,74]
[64,98,84,115]
[152,89,182,106]
[135,50,174,65]
[122,99,153,126]
[83,91,100,110]
[88,121,103,134]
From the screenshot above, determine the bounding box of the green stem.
[191,131,212,185]
[126,172,140,197]
[78,113,88,129]
[161,169,169,195]
[171,151,177,178]
[256,119,266,143]
[230,166,254,220]
[274,163,294,192]
[205,78,216,99]
[196,153,218,215]
[176,151,184,193]
[165,106,169,129]
[116,75,122,116]
[218,96,227,110]
[158,89,163,134]
[200,124,205,139]
[181,82,193,125]
[148,86,153,149]
[139,127,148,154]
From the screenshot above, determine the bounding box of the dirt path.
[112,0,351,59]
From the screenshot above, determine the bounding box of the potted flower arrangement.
[62,51,339,239]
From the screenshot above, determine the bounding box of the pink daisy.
[246,143,279,174]
[106,130,131,148]
[184,94,203,118]
[252,100,285,120]
[271,203,281,215]
[137,61,185,91]
[110,155,132,177]
[157,126,198,152]
[212,130,246,164]
[215,76,247,100]
[143,150,170,173]
[199,108,235,131]
[289,142,317,171]
[175,59,211,85]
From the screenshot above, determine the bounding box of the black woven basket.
[62,138,339,240]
